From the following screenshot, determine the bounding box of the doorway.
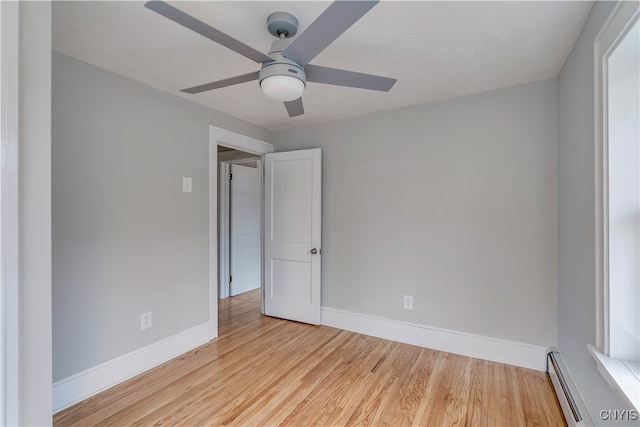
[217,147,262,300]
[208,125,273,340]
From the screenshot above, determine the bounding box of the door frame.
[208,126,273,339]
[219,158,262,299]
[0,2,20,424]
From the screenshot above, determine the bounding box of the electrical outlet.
[140,311,152,330]
[403,295,413,310]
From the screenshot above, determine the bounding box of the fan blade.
[282,1,378,67]
[181,71,259,94]
[284,98,304,117]
[306,64,396,92]
[144,1,273,64]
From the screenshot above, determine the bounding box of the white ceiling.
[53,1,593,131]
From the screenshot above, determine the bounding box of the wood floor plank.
[385,348,435,426]
[487,360,510,426]
[400,349,449,426]
[506,364,527,426]
[237,331,358,427]
[300,338,395,426]
[465,358,489,427]
[441,353,475,426]
[347,343,418,426]
[277,334,385,426]
[357,343,424,427]
[54,289,566,427]
[420,352,458,426]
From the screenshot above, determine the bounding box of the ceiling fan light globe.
[261,75,305,102]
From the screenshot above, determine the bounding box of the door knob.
[310,248,318,255]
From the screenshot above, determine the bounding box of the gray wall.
[19,2,53,424]
[556,1,630,423]
[52,52,269,381]
[272,79,558,347]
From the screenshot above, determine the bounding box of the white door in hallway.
[264,148,322,324]
[229,163,261,296]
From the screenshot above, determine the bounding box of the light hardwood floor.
[54,289,566,426]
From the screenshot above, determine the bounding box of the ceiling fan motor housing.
[259,55,306,86]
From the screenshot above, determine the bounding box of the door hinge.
[229,173,232,180]
[229,275,232,283]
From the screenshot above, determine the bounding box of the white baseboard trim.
[53,322,212,413]
[321,307,547,371]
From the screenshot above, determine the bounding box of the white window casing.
[593,0,640,411]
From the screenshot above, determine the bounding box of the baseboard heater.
[547,350,585,426]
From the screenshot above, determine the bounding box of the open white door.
[229,163,261,296]
[264,148,321,324]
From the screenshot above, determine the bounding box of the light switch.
[182,177,192,193]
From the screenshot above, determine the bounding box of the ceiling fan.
[144,1,397,118]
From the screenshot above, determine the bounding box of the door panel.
[230,163,261,296]
[272,158,313,243]
[264,149,321,324]
[271,259,311,301]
